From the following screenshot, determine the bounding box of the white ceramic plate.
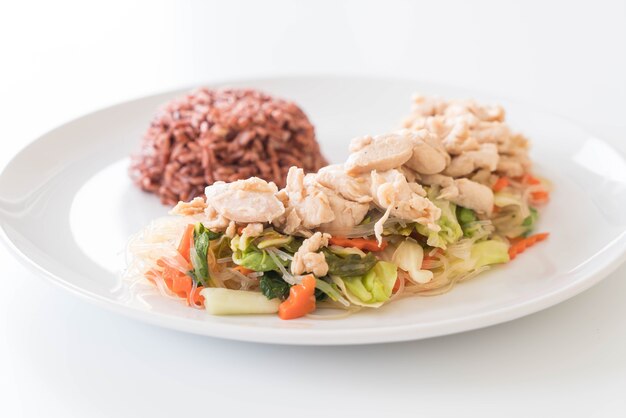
[2,76,626,345]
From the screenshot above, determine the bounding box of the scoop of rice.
[130,88,327,205]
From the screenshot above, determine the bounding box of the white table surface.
[1,1,625,416]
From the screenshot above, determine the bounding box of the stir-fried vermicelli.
[125,96,550,320]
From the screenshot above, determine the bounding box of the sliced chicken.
[420,174,494,215]
[471,121,511,144]
[403,129,450,174]
[315,164,372,203]
[419,174,459,200]
[204,178,285,225]
[497,154,531,178]
[345,132,415,175]
[202,205,231,231]
[317,186,369,234]
[276,167,335,233]
[443,143,499,177]
[404,94,447,118]
[453,179,494,216]
[444,100,505,122]
[291,232,331,277]
[171,196,207,216]
[241,222,264,237]
[370,169,441,235]
[406,115,480,155]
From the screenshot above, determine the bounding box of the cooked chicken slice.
[471,121,511,144]
[420,174,494,215]
[470,168,497,187]
[315,164,372,203]
[497,154,531,178]
[370,170,441,241]
[345,132,415,175]
[171,196,207,216]
[453,179,494,216]
[277,167,335,232]
[204,178,285,225]
[406,115,480,155]
[404,129,450,174]
[202,205,231,230]
[405,94,447,118]
[444,100,505,122]
[241,222,264,238]
[291,232,331,277]
[419,174,459,200]
[317,186,369,234]
[224,221,237,238]
[443,143,499,177]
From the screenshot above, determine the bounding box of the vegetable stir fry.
[126,96,550,320]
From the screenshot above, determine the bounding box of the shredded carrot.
[522,173,542,185]
[328,236,388,252]
[508,232,549,260]
[492,176,509,192]
[177,224,195,262]
[233,265,254,275]
[278,275,316,320]
[392,277,403,293]
[421,248,443,269]
[147,257,205,307]
[530,190,550,203]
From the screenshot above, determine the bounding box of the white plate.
[2,75,626,345]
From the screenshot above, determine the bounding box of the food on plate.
[125,95,551,320]
[130,88,327,205]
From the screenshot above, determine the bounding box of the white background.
[1,1,625,416]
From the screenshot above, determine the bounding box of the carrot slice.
[509,232,549,260]
[177,224,195,262]
[146,257,205,307]
[492,177,510,192]
[531,190,550,202]
[171,274,192,297]
[522,174,542,185]
[421,249,443,269]
[278,275,316,320]
[329,236,388,252]
[233,265,255,275]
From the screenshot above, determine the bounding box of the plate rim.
[2,74,626,345]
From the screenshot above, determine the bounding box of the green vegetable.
[212,235,233,259]
[521,207,539,236]
[470,240,510,268]
[336,261,398,306]
[233,246,289,272]
[281,237,303,254]
[253,229,294,250]
[328,245,367,258]
[189,223,214,285]
[259,271,291,300]
[200,288,280,315]
[384,222,415,236]
[206,229,221,241]
[315,277,344,302]
[457,207,490,238]
[416,187,463,249]
[257,235,293,249]
[323,250,378,277]
[457,207,477,224]
[314,287,327,301]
